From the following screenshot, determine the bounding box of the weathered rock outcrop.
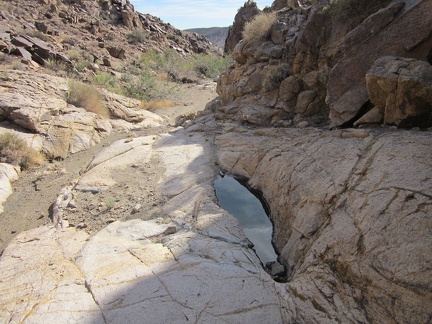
[1,116,430,323]
[0,70,162,158]
[217,0,432,128]
[366,56,432,127]
[0,129,284,323]
[216,125,432,323]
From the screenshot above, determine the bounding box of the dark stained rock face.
[224,0,260,54]
[217,0,432,129]
[327,0,432,127]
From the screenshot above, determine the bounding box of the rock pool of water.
[214,174,278,265]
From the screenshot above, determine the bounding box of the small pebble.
[131,204,142,214]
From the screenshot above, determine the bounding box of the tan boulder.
[0,163,19,214]
[366,56,432,127]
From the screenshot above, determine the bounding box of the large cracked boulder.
[366,56,432,127]
[0,163,19,214]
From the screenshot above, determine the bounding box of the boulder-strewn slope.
[0,70,163,159]
[185,27,229,49]
[0,0,220,69]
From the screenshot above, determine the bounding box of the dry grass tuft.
[242,12,277,43]
[140,99,174,111]
[67,80,110,118]
[0,133,45,170]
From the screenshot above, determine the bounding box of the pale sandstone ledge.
[0,70,164,159]
[216,125,432,323]
[0,121,431,323]
[0,129,285,323]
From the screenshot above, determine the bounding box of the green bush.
[262,64,290,92]
[122,71,159,101]
[75,60,91,72]
[140,49,181,73]
[139,50,231,79]
[193,54,233,78]
[0,133,44,170]
[45,58,67,72]
[167,33,183,45]
[93,72,117,90]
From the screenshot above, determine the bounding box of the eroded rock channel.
[214,173,286,281]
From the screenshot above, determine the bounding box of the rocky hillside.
[0,0,221,72]
[218,0,432,128]
[185,27,229,49]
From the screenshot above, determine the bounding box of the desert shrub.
[67,50,81,61]
[0,53,11,63]
[62,37,77,46]
[167,33,182,45]
[122,71,158,101]
[127,30,147,44]
[242,12,277,43]
[193,54,233,78]
[11,61,25,70]
[0,133,44,170]
[262,64,290,92]
[140,49,180,73]
[328,0,391,28]
[67,79,109,117]
[75,60,91,72]
[24,29,49,42]
[67,50,93,72]
[93,72,117,90]
[45,58,67,72]
[140,99,174,111]
[105,33,115,41]
[105,197,115,210]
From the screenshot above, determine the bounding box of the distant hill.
[185,27,229,49]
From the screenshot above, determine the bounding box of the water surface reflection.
[214,174,278,265]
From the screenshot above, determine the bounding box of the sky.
[129,0,274,30]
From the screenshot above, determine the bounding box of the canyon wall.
[217,0,432,128]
